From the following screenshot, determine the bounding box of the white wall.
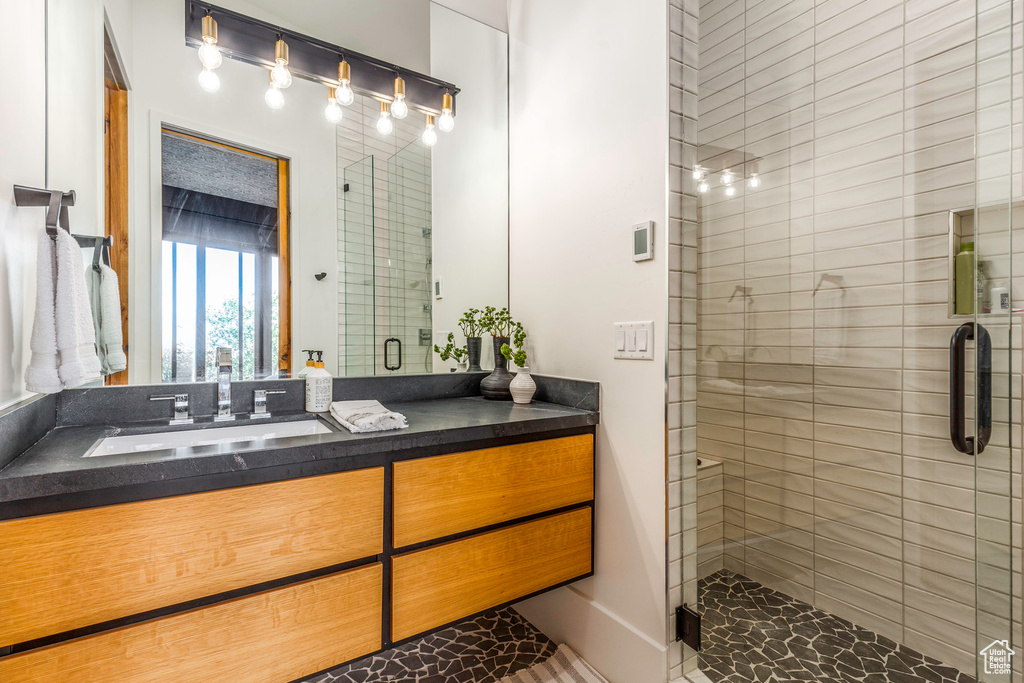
[429,3,508,373]
[0,0,46,408]
[507,1,670,682]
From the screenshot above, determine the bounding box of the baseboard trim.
[514,585,667,683]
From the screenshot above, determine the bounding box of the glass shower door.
[966,1,1015,679]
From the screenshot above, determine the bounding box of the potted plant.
[479,306,515,400]
[459,308,484,372]
[433,332,468,372]
[501,322,535,404]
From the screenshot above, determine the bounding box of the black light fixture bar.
[185,1,459,115]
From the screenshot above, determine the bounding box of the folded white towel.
[54,230,101,388]
[86,262,127,375]
[25,232,61,394]
[329,400,408,433]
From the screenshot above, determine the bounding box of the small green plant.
[433,332,467,363]
[500,322,527,368]
[481,306,515,337]
[459,308,483,338]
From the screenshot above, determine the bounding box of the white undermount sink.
[83,419,333,457]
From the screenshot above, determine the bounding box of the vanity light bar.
[185,0,460,118]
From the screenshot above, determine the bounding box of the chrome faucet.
[215,347,235,422]
[150,393,192,425]
[251,389,287,419]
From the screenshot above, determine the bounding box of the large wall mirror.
[45,0,509,385]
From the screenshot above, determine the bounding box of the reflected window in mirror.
[160,130,290,383]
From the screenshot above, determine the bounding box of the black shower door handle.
[384,337,402,371]
[949,322,991,456]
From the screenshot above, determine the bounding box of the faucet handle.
[252,389,287,419]
[150,394,193,425]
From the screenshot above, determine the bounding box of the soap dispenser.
[305,351,333,412]
[297,349,316,379]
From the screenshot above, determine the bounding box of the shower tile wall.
[693,0,1022,676]
[337,95,432,376]
[668,0,701,679]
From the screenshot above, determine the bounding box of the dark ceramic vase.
[466,337,483,372]
[480,336,513,400]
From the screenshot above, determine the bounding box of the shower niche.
[947,202,1019,319]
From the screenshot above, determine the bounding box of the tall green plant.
[433,332,467,363]
[459,308,483,338]
[481,306,514,337]
[500,322,527,368]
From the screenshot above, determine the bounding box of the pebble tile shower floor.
[698,570,975,683]
[298,607,556,683]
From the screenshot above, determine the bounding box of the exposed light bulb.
[748,173,761,188]
[198,16,222,70]
[270,39,292,88]
[337,81,354,106]
[422,115,438,147]
[438,92,455,132]
[376,102,393,135]
[698,181,709,194]
[720,170,734,185]
[265,79,284,110]
[692,168,704,180]
[198,42,222,70]
[724,185,736,197]
[325,90,343,123]
[198,68,220,93]
[336,60,355,105]
[391,77,408,119]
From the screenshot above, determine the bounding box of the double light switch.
[614,321,654,360]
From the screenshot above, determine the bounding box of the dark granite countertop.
[0,396,598,517]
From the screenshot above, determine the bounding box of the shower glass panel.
[343,155,375,376]
[341,145,433,376]
[688,0,1018,681]
[387,142,434,375]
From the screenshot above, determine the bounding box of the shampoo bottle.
[297,349,316,378]
[305,351,333,412]
[954,242,975,315]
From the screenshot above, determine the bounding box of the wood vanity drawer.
[391,507,592,641]
[392,434,594,547]
[0,563,382,683]
[0,467,384,645]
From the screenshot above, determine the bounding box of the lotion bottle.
[297,349,316,378]
[305,351,333,412]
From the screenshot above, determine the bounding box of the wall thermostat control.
[434,277,444,299]
[633,221,654,262]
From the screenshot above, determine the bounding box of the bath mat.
[498,644,610,683]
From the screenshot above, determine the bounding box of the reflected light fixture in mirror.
[265,72,284,110]
[376,101,393,135]
[422,114,438,147]
[336,59,355,106]
[325,86,343,123]
[391,76,408,119]
[270,38,292,89]
[197,14,221,93]
[439,92,455,132]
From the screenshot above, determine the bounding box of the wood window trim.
[104,81,130,385]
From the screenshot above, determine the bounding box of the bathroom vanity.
[0,374,598,682]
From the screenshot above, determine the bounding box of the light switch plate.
[614,321,654,360]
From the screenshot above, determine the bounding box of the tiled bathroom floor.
[698,570,975,683]
[299,607,556,683]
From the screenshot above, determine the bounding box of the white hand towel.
[54,230,101,388]
[86,262,127,375]
[25,232,61,394]
[329,400,408,433]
